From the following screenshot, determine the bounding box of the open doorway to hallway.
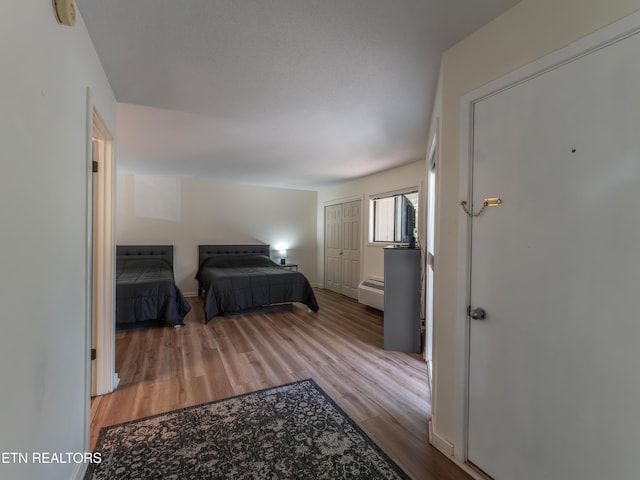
[90,109,117,398]
[425,133,437,384]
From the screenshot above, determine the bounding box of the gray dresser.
[383,246,421,353]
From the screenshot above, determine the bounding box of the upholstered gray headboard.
[198,244,270,266]
[116,245,174,267]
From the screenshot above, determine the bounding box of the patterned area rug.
[85,379,409,479]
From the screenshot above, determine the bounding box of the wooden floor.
[90,288,470,480]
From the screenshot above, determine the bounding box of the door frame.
[453,11,640,470]
[90,106,117,397]
[83,89,118,458]
[424,128,438,372]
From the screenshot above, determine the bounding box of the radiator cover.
[357,278,384,311]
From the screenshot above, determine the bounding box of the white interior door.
[91,137,101,394]
[324,204,342,293]
[425,150,436,368]
[467,30,640,479]
[325,200,361,297]
[340,200,361,299]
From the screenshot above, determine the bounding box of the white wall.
[0,3,116,480]
[431,0,640,461]
[116,173,318,294]
[316,160,426,284]
[117,161,426,297]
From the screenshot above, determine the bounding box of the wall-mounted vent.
[358,278,384,311]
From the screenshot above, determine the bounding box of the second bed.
[196,244,319,323]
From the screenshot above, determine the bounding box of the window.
[369,188,419,244]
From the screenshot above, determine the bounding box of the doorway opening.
[425,132,437,383]
[90,109,117,398]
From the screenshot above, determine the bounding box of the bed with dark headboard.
[196,244,319,323]
[116,245,191,328]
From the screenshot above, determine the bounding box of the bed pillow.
[201,254,277,269]
[116,257,173,274]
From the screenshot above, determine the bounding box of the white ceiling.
[77,0,520,190]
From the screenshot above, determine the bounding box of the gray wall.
[0,3,116,480]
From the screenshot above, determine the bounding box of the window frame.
[368,187,419,245]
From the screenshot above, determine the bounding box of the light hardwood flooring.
[90,288,471,480]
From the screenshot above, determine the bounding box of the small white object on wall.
[54,0,76,27]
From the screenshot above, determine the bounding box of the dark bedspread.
[195,255,319,322]
[116,257,191,327]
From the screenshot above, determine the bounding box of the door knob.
[469,307,486,320]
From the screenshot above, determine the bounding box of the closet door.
[324,204,342,294]
[324,200,361,298]
[340,200,361,299]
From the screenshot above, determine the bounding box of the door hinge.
[91,348,96,360]
[427,252,435,268]
[92,160,99,173]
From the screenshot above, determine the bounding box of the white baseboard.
[428,420,490,480]
[70,461,87,480]
[112,372,120,390]
[428,420,454,457]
